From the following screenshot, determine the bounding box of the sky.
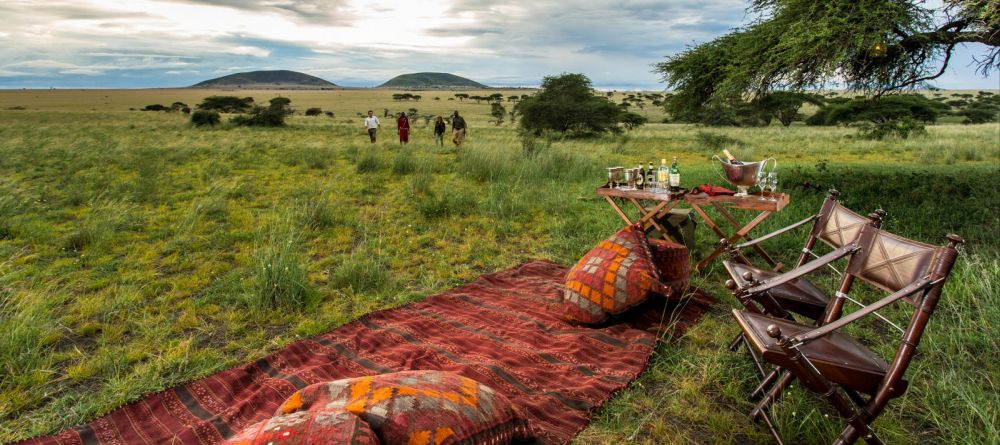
[0,0,996,90]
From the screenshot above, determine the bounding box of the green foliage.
[855,117,928,140]
[655,0,1000,114]
[752,92,826,126]
[231,105,287,127]
[517,73,622,135]
[190,110,220,127]
[817,94,947,125]
[196,96,254,113]
[695,132,745,151]
[304,107,323,116]
[415,188,477,218]
[490,102,506,125]
[355,149,381,173]
[618,112,648,130]
[391,149,415,175]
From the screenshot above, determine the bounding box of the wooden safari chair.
[728,224,963,445]
[721,189,884,324]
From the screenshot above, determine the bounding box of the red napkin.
[697,184,735,196]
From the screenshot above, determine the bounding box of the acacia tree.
[517,73,622,135]
[656,0,1000,118]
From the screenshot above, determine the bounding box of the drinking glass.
[767,172,779,202]
[607,167,617,188]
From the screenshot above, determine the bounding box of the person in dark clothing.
[451,111,467,147]
[397,112,410,145]
[433,116,446,146]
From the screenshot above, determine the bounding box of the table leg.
[604,196,633,225]
[629,199,678,242]
[713,204,780,267]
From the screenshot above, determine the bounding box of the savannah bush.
[190,110,220,127]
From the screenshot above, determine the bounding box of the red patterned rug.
[11,260,714,445]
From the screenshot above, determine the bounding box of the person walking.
[396,112,410,145]
[451,111,467,147]
[364,110,380,143]
[433,115,446,146]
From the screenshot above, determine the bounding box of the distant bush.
[356,149,381,173]
[619,112,647,130]
[197,96,254,113]
[305,107,323,116]
[190,110,221,127]
[855,117,927,140]
[325,111,334,118]
[142,104,170,111]
[231,106,286,127]
[695,131,743,150]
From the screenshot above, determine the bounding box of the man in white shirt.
[364,110,380,143]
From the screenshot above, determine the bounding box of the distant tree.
[305,107,323,116]
[517,73,622,135]
[490,103,506,126]
[191,110,220,126]
[197,96,254,113]
[508,95,519,103]
[753,92,826,127]
[434,97,441,101]
[619,111,648,130]
[455,93,469,102]
[816,94,947,125]
[269,97,293,115]
[325,111,335,118]
[181,106,191,115]
[170,102,188,112]
[413,95,422,102]
[488,93,504,103]
[142,104,169,111]
[231,97,292,127]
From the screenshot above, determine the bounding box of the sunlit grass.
[0,89,996,443]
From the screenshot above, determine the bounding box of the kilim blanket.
[11,260,714,445]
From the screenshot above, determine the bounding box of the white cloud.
[0,69,30,77]
[226,46,271,57]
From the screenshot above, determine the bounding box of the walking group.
[363,110,467,147]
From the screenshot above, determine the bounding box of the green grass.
[0,89,997,444]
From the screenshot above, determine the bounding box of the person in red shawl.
[396,112,410,145]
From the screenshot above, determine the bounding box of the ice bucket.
[712,156,775,196]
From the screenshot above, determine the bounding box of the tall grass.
[245,222,317,313]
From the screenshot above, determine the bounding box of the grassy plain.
[0,89,998,444]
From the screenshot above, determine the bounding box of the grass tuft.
[244,223,318,313]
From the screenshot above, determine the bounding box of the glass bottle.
[657,159,669,190]
[669,157,680,191]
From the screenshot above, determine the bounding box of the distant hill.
[191,70,339,89]
[379,72,487,89]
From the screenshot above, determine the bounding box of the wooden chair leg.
[756,405,786,445]
[750,368,783,401]
[728,331,744,352]
[750,371,794,422]
[766,325,883,445]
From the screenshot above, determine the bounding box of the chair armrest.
[734,215,818,250]
[789,277,935,347]
[737,242,858,296]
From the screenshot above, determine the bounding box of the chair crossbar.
[807,249,844,277]
[836,291,906,335]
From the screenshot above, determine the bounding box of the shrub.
[619,112,647,130]
[305,107,323,116]
[855,117,927,140]
[142,104,169,111]
[231,106,286,127]
[190,110,221,127]
[197,96,254,113]
[695,131,743,150]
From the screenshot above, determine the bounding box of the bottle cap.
[661,158,666,163]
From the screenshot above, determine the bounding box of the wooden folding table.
[596,185,790,271]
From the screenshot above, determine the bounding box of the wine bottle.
[647,162,655,186]
[722,149,743,165]
[669,157,680,191]
[637,165,645,189]
[657,159,669,186]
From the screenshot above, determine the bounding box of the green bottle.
[669,157,680,191]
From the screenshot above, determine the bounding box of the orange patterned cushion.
[648,239,690,299]
[280,371,532,445]
[562,223,664,324]
[222,409,380,445]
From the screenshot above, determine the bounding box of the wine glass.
[607,167,616,188]
[767,172,779,202]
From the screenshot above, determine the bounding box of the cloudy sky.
[0,0,996,89]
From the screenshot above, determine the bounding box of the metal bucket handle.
[711,155,730,183]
